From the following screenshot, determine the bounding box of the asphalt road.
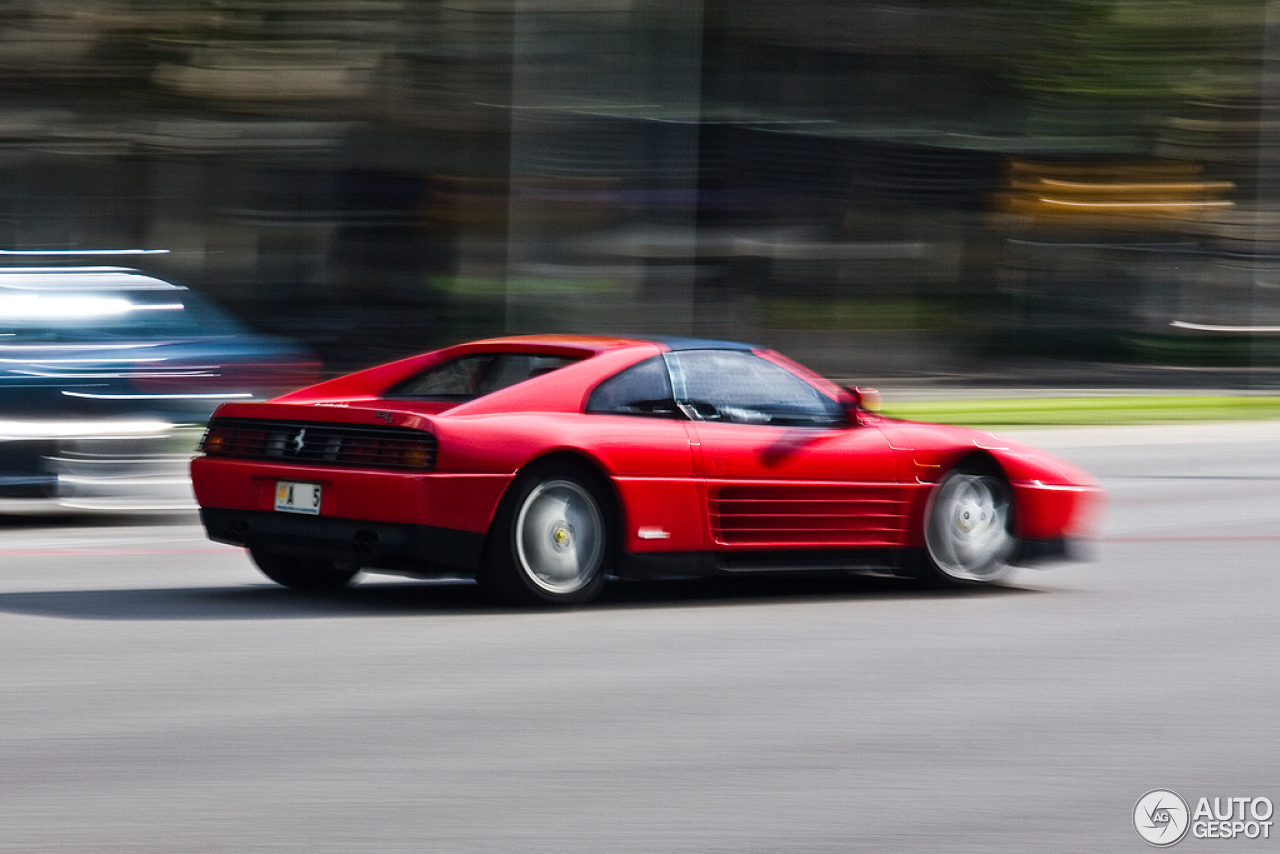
[1,422,1278,853]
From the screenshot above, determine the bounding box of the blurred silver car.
[0,265,317,510]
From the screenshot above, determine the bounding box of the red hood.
[875,418,1101,488]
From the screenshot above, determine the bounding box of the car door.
[664,349,908,551]
[584,354,703,554]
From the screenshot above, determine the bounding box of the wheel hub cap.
[515,479,605,595]
[926,472,1014,582]
[955,503,988,534]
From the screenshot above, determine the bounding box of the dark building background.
[3,0,1279,383]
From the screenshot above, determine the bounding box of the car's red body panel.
[871,420,1103,542]
[190,334,1105,593]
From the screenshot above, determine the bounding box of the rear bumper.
[199,507,487,575]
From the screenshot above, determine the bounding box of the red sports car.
[191,335,1104,604]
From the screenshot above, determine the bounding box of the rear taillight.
[198,424,224,455]
[382,438,435,471]
[199,422,269,457]
[199,418,436,471]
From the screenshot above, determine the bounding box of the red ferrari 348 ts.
[191,335,1104,604]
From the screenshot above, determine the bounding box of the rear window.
[382,352,581,401]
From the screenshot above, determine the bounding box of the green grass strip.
[880,396,1280,428]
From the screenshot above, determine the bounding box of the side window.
[384,353,579,400]
[665,350,845,427]
[586,355,680,418]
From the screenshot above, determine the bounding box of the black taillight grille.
[200,418,437,471]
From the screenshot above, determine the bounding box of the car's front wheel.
[923,466,1016,584]
[483,464,611,606]
[249,548,360,591]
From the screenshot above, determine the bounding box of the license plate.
[275,481,322,515]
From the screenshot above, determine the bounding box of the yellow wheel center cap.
[956,507,986,534]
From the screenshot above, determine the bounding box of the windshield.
[663,350,846,427]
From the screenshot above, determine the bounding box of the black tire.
[922,464,1016,585]
[481,463,612,606]
[249,547,360,591]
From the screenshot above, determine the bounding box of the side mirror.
[845,386,882,414]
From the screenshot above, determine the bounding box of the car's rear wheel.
[483,464,610,606]
[923,465,1015,584]
[249,548,360,591]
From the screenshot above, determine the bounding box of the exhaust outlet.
[353,530,380,556]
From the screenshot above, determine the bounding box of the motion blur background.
[5,0,1280,385]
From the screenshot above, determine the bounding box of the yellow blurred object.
[998,159,1234,230]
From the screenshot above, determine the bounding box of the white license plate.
[275,481,322,515]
